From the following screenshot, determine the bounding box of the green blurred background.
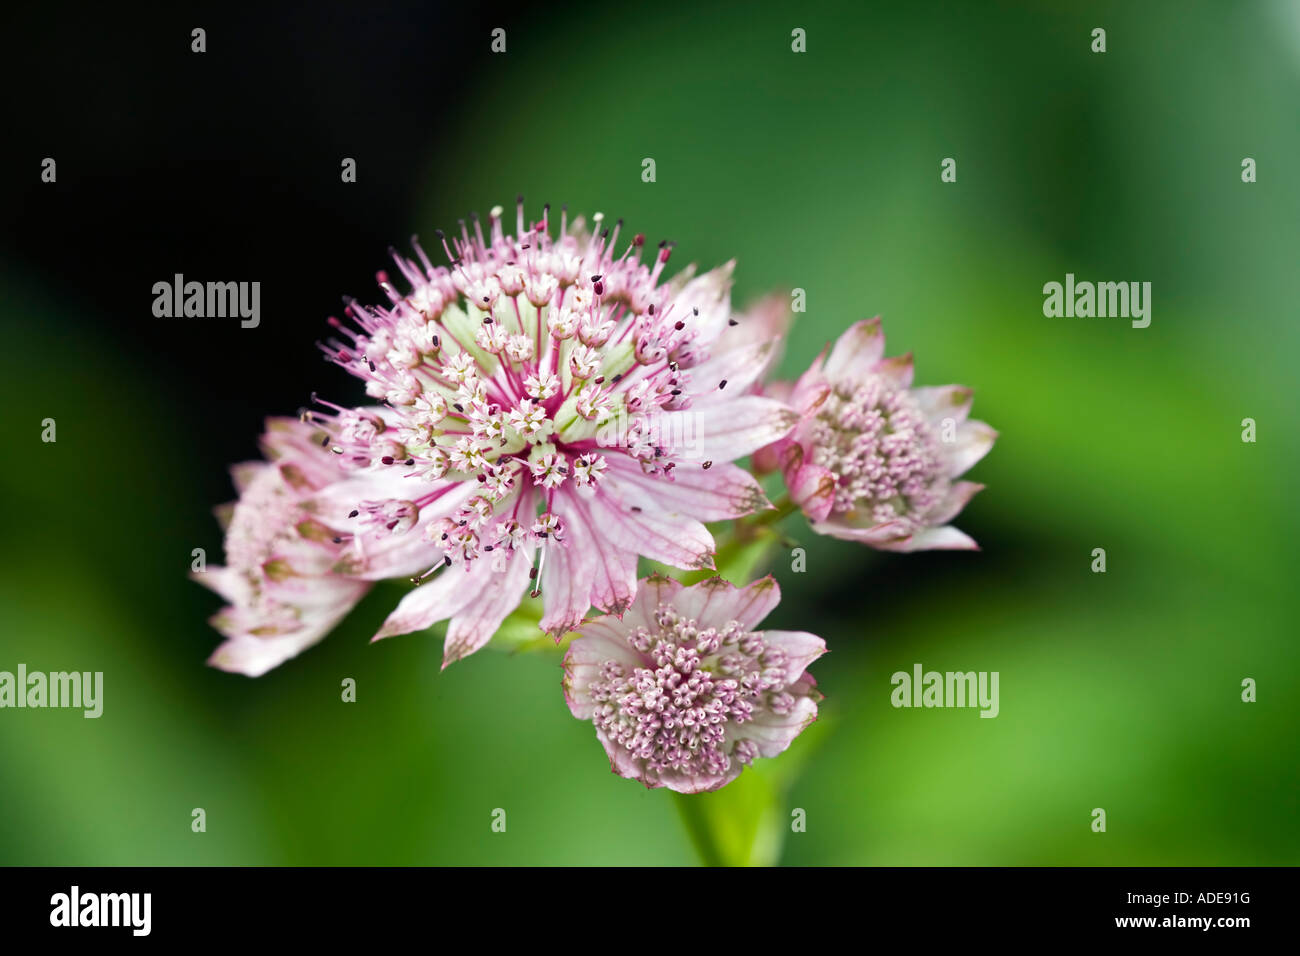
[1,0,1297,864]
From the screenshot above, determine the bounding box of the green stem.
[687,495,795,586]
[673,792,727,867]
[750,494,797,529]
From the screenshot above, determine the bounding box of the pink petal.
[811,516,913,548]
[259,417,347,488]
[787,460,838,523]
[913,384,974,425]
[372,559,487,640]
[594,727,648,783]
[686,338,782,404]
[621,573,684,630]
[710,293,792,384]
[229,461,267,495]
[322,480,477,581]
[928,480,984,526]
[207,580,370,677]
[207,635,315,679]
[891,525,979,552]
[669,575,782,630]
[790,347,829,398]
[822,317,885,382]
[761,630,828,683]
[872,352,914,389]
[651,763,741,794]
[657,396,797,462]
[750,439,784,475]
[604,456,769,521]
[588,480,716,570]
[562,620,643,718]
[190,565,251,606]
[671,260,735,349]
[442,547,533,666]
[539,538,594,638]
[733,696,819,759]
[554,491,640,614]
[760,379,795,405]
[789,374,832,417]
[947,420,998,477]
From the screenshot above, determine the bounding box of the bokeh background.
[1,0,1297,865]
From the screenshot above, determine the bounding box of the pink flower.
[710,291,793,390]
[765,317,997,551]
[290,201,797,667]
[563,574,825,793]
[195,418,370,676]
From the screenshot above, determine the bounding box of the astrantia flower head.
[563,574,825,793]
[275,199,798,668]
[764,317,997,551]
[195,418,369,676]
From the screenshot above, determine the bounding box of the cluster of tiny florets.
[588,603,797,778]
[301,200,722,587]
[811,378,946,527]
